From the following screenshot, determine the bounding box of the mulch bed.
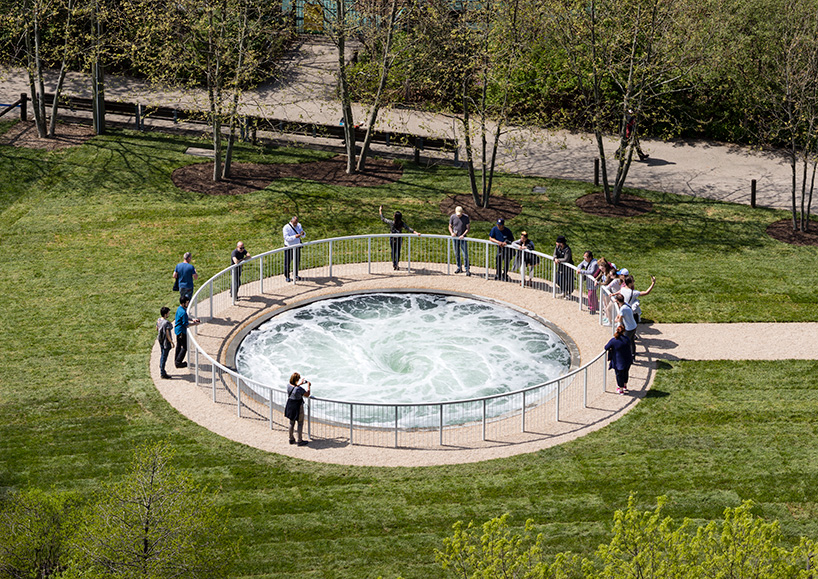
[0,120,95,150]
[172,156,403,195]
[575,191,653,217]
[438,193,522,222]
[766,219,818,246]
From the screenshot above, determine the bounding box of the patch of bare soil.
[0,120,95,150]
[172,156,403,195]
[438,193,522,223]
[766,219,818,246]
[575,191,653,217]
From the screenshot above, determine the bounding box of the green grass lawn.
[0,123,817,577]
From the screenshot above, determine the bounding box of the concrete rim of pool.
[151,274,652,466]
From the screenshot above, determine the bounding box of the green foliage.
[439,497,818,579]
[68,441,233,579]
[0,489,80,579]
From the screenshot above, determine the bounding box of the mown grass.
[0,124,816,578]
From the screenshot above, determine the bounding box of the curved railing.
[186,234,611,448]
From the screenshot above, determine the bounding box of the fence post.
[594,158,600,186]
[555,378,560,421]
[237,377,242,418]
[19,93,27,121]
[349,404,354,445]
[407,235,412,273]
[485,246,490,280]
[269,388,273,429]
[583,367,588,408]
[552,261,557,297]
[578,273,584,311]
[212,364,217,402]
[394,407,398,448]
[521,390,526,432]
[209,281,213,320]
[259,255,264,294]
[329,240,334,278]
[482,399,487,441]
[135,104,141,130]
[751,179,757,208]
[439,405,444,446]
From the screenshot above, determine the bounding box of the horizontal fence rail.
[187,234,611,448]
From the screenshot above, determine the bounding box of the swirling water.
[236,293,571,411]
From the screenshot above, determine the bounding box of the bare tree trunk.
[48,0,74,137]
[335,0,356,173]
[356,0,399,172]
[223,6,249,179]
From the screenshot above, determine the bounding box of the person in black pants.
[379,205,421,270]
[489,218,514,281]
[174,295,199,368]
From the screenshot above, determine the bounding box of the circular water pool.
[235,292,572,412]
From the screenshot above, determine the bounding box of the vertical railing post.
[555,379,560,422]
[307,399,311,439]
[195,349,199,388]
[394,406,398,448]
[212,363,217,402]
[603,359,607,392]
[439,404,444,446]
[237,377,242,418]
[521,390,526,432]
[329,240,334,278]
[349,404,353,445]
[552,261,557,297]
[407,235,412,273]
[269,389,273,429]
[482,399,487,441]
[19,93,27,121]
[485,245,490,280]
[231,267,237,306]
[447,237,451,275]
[519,258,525,287]
[583,367,588,408]
[578,273,584,311]
[367,237,372,275]
[259,255,264,294]
[208,281,213,319]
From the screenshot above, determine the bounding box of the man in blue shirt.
[174,295,200,368]
[173,252,198,300]
[489,218,514,281]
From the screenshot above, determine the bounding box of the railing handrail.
[187,234,597,422]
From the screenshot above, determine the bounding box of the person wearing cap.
[489,218,514,281]
[613,293,638,357]
[554,235,574,297]
[379,205,421,271]
[173,252,198,301]
[448,206,471,276]
[616,274,656,324]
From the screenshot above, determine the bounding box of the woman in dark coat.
[605,325,634,394]
[284,372,311,445]
[379,205,421,270]
[554,235,574,297]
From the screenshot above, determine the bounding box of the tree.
[407,0,531,208]
[437,496,818,578]
[69,441,232,579]
[546,0,709,205]
[727,0,818,232]
[0,489,79,579]
[122,0,288,181]
[2,0,84,138]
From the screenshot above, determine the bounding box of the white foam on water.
[236,293,571,406]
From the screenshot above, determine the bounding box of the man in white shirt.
[283,216,306,282]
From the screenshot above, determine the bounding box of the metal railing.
[187,234,610,448]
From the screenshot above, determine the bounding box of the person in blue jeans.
[379,205,421,270]
[173,252,198,301]
[448,206,471,276]
[156,306,174,379]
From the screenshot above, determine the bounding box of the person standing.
[554,235,574,297]
[448,206,471,276]
[617,274,656,324]
[511,231,539,284]
[284,372,311,446]
[605,325,634,394]
[489,218,514,281]
[615,109,649,161]
[283,216,306,282]
[156,306,174,380]
[379,205,421,270]
[578,251,600,314]
[230,241,250,297]
[174,295,200,369]
[613,293,638,358]
[173,252,198,301]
